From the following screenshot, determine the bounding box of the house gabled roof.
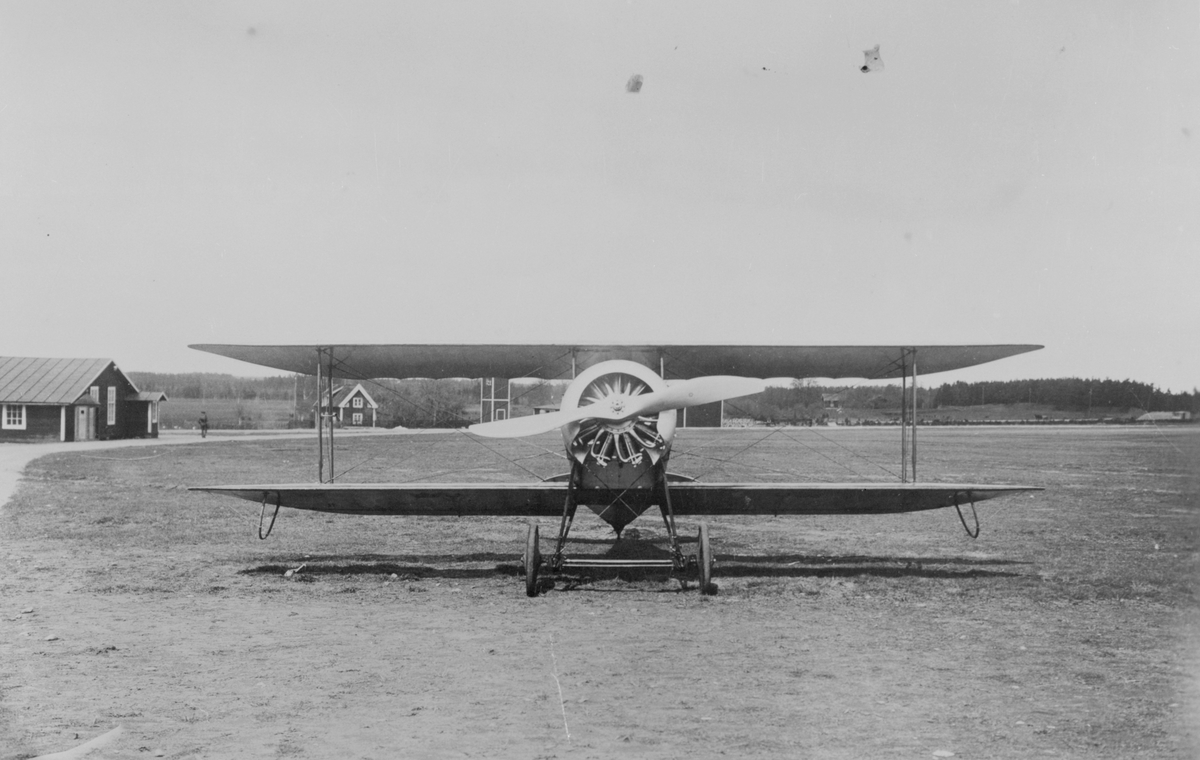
[335,383,378,409]
[314,384,346,409]
[0,357,131,404]
[128,391,169,402]
[313,384,379,410]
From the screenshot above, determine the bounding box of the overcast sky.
[2,2,1196,389]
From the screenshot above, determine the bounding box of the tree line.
[729,382,937,423]
[362,378,566,428]
[133,372,1197,427]
[128,372,296,400]
[929,378,1197,413]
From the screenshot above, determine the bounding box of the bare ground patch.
[1,427,1197,758]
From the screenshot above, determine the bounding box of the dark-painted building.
[313,383,379,428]
[0,357,167,443]
[677,400,724,428]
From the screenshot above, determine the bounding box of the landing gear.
[696,522,716,595]
[658,469,716,594]
[522,521,541,597]
[515,462,719,596]
[548,460,582,575]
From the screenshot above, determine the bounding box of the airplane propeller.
[469,376,766,438]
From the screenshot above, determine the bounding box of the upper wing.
[191,482,1039,516]
[189,343,1041,381]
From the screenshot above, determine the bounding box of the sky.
[2,2,1197,390]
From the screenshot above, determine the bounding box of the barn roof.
[0,357,132,404]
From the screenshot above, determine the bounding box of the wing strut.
[900,347,918,483]
[325,348,335,483]
[897,348,921,480]
[316,350,324,482]
[316,347,337,484]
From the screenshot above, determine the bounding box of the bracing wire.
[662,348,911,481]
[775,427,900,480]
[315,350,574,480]
[670,448,811,481]
[452,429,548,481]
[669,427,792,481]
[316,347,920,485]
[331,435,435,480]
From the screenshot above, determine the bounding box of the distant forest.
[130,372,1197,427]
[689,377,1197,422]
[129,372,562,428]
[929,378,1197,413]
[128,372,297,401]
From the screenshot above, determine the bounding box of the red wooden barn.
[0,357,167,443]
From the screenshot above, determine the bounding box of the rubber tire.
[524,522,541,597]
[697,523,716,595]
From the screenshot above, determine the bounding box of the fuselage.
[558,360,678,531]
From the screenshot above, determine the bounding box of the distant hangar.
[0,357,167,443]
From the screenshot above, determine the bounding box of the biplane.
[189,344,1043,596]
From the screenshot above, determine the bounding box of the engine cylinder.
[559,360,676,468]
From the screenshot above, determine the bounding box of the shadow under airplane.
[241,535,1029,586]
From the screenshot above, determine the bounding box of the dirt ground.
[1,426,1197,759]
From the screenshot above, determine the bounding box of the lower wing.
[190,482,1040,516]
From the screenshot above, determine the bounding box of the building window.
[352,396,364,408]
[90,386,99,402]
[107,386,117,425]
[352,413,363,425]
[2,404,26,430]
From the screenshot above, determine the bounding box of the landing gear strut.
[696,522,715,595]
[518,461,719,596]
[522,521,541,597]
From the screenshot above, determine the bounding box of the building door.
[76,407,95,441]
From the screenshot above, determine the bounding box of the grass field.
[158,397,298,431]
[1,426,1197,758]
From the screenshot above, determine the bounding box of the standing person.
[199,411,209,438]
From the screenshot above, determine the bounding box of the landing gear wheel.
[697,523,716,595]
[523,522,542,597]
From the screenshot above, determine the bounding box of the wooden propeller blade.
[469,406,597,438]
[630,376,766,416]
[469,376,765,438]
